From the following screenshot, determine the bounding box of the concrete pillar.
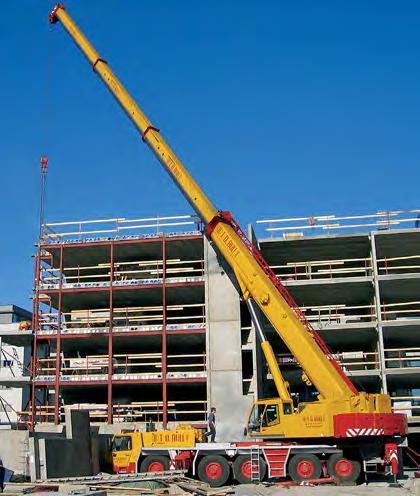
[28,437,38,481]
[204,239,253,442]
[38,439,47,480]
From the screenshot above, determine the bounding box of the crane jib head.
[49,3,65,24]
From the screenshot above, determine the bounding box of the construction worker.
[205,407,216,442]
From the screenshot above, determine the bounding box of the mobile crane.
[48,4,407,486]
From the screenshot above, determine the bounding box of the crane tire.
[197,455,230,487]
[327,454,361,483]
[233,455,267,483]
[140,455,170,473]
[288,453,322,482]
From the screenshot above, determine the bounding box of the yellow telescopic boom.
[49,4,358,401]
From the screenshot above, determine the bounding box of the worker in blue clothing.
[205,407,216,442]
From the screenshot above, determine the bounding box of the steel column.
[107,241,114,423]
[30,245,41,431]
[162,234,168,427]
[54,245,64,424]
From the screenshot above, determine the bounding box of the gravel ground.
[234,478,419,496]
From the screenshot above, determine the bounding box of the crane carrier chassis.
[113,440,402,487]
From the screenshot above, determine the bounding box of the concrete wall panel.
[208,322,242,370]
[0,430,29,475]
[206,275,241,324]
[205,239,251,442]
[209,371,253,441]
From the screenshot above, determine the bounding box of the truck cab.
[111,427,204,474]
[112,432,141,473]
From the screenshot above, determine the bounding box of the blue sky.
[0,1,419,309]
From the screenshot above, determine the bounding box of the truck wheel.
[288,454,322,482]
[197,455,230,487]
[327,454,361,483]
[233,455,267,483]
[140,455,170,473]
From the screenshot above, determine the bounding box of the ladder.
[250,445,261,482]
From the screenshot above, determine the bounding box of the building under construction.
[15,208,419,441]
[254,210,420,439]
[29,215,251,440]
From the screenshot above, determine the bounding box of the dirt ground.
[234,478,419,496]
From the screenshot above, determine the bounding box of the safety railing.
[271,257,373,281]
[38,258,205,291]
[17,399,208,427]
[384,348,420,369]
[37,303,206,336]
[17,405,56,426]
[166,353,207,379]
[40,214,202,244]
[338,351,380,371]
[378,254,420,275]
[277,350,380,372]
[391,396,420,417]
[276,348,420,373]
[35,356,109,380]
[166,400,207,423]
[112,400,207,423]
[381,301,420,321]
[35,352,207,381]
[300,303,377,328]
[256,208,420,238]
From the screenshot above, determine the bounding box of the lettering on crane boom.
[165,155,182,180]
[216,225,240,259]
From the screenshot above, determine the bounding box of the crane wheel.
[233,455,267,484]
[140,455,170,473]
[197,455,230,487]
[327,454,361,483]
[288,454,322,482]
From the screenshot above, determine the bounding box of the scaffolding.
[28,209,420,431]
[30,215,207,429]
[254,212,420,427]
[256,208,420,237]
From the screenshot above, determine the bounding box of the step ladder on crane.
[250,445,261,482]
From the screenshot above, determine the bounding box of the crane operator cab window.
[264,405,279,425]
[248,404,265,433]
[248,402,293,433]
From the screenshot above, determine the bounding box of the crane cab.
[247,399,293,437]
[246,397,342,438]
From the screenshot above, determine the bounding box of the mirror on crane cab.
[246,399,293,436]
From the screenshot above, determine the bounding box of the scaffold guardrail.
[256,208,420,237]
[40,214,202,244]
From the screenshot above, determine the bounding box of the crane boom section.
[50,7,217,225]
[50,5,356,400]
